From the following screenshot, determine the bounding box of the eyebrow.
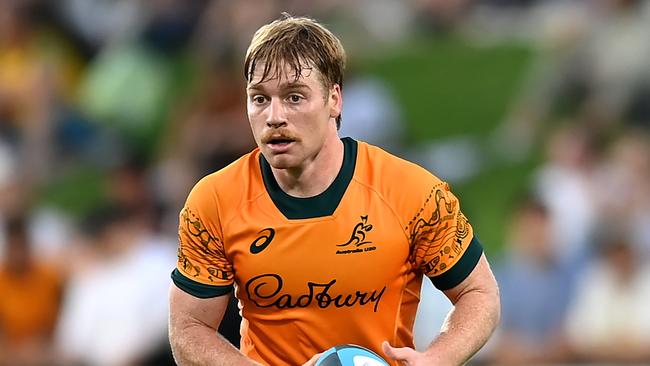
[247,81,311,93]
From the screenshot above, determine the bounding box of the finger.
[381,341,416,361]
[303,352,323,366]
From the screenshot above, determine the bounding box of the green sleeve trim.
[171,269,233,298]
[429,236,483,291]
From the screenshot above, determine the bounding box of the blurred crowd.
[483,0,650,364]
[1,0,650,365]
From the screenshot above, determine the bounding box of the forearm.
[169,319,260,366]
[425,287,500,365]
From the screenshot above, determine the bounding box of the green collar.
[260,137,357,219]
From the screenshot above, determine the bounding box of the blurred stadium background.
[2,0,650,365]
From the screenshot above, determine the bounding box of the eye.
[252,95,267,104]
[287,94,302,103]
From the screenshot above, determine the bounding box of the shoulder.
[354,140,444,196]
[351,140,452,230]
[186,149,264,213]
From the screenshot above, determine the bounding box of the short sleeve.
[407,181,483,291]
[172,178,234,298]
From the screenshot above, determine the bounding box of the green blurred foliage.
[364,36,533,143]
[39,166,108,216]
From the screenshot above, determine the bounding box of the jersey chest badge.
[336,215,377,255]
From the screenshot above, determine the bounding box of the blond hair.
[244,14,346,127]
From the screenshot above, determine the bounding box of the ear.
[328,84,342,120]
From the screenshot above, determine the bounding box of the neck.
[271,133,344,198]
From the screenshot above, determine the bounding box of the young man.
[169,15,500,366]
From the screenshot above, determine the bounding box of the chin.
[266,154,298,170]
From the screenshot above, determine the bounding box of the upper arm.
[408,180,482,290]
[171,177,235,331]
[442,254,499,305]
[175,177,234,296]
[169,284,231,332]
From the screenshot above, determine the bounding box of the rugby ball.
[315,344,390,366]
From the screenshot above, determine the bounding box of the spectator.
[488,196,573,364]
[0,214,63,366]
[54,206,176,366]
[533,124,600,267]
[565,232,650,363]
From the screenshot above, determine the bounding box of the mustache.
[261,131,299,143]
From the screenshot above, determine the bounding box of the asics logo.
[250,228,275,254]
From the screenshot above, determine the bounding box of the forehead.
[247,61,321,89]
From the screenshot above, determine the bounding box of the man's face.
[246,63,341,170]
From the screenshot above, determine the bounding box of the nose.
[266,98,287,128]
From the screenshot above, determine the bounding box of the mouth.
[264,135,296,152]
[267,137,294,146]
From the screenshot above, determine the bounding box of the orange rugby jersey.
[172,137,483,366]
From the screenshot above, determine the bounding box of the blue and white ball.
[315,344,390,366]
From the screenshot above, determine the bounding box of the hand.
[302,352,322,366]
[382,341,429,366]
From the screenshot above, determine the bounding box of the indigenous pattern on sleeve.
[177,206,233,284]
[407,182,474,278]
